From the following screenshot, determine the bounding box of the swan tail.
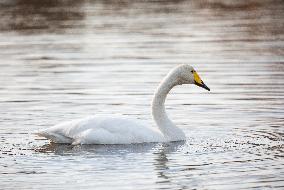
[35,130,73,144]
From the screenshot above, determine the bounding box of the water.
[0,0,283,189]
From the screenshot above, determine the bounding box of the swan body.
[37,64,210,145]
[38,116,165,145]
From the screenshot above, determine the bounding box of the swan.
[36,64,210,145]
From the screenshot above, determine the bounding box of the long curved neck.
[151,73,185,141]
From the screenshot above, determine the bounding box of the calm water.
[0,0,283,189]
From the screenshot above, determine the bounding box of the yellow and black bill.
[193,71,210,91]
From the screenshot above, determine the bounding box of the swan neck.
[152,74,185,141]
[152,78,175,111]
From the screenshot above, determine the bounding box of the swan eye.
[191,70,194,73]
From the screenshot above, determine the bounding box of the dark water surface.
[0,0,283,189]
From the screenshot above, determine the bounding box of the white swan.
[37,64,210,145]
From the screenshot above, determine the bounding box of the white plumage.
[38,116,164,145]
[37,64,210,145]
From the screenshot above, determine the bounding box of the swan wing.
[37,116,164,144]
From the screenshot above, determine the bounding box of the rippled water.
[0,0,283,189]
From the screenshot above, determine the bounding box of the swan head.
[174,64,210,91]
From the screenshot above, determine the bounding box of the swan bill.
[193,71,210,91]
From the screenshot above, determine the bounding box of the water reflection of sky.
[0,0,283,62]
